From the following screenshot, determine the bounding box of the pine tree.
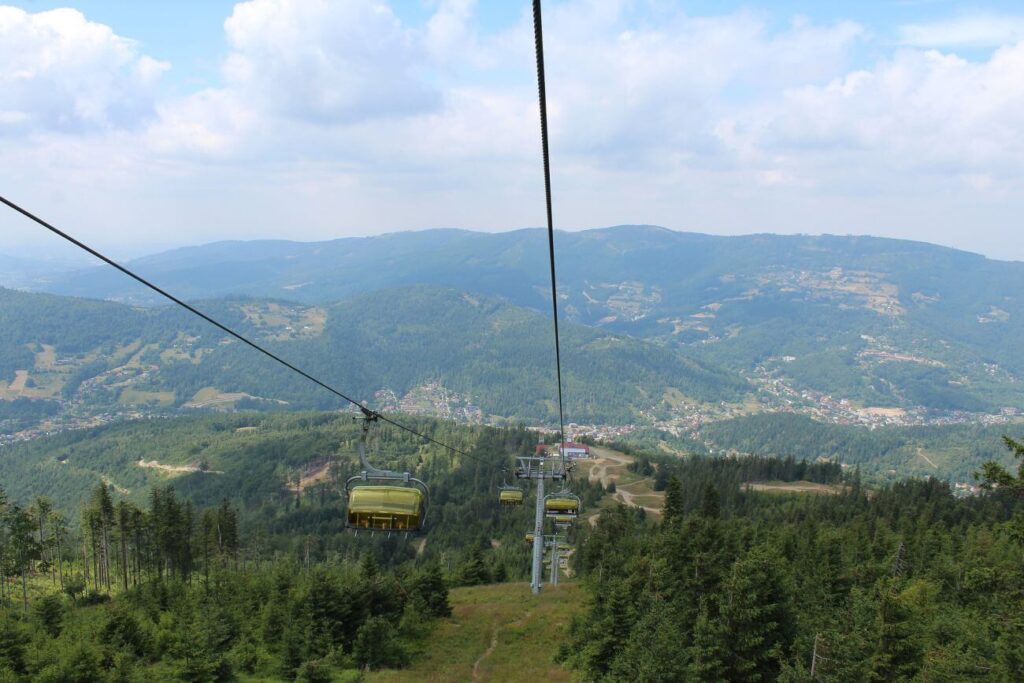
[6,504,39,614]
[33,497,52,583]
[870,577,921,682]
[116,501,131,591]
[34,593,64,637]
[50,510,67,591]
[663,475,684,523]
[353,616,408,671]
[976,436,1024,496]
[458,547,490,586]
[410,563,451,618]
[700,482,721,519]
[92,483,115,593]
[717,547,795,682]
[0,486,8,604]
[689,597,728,681]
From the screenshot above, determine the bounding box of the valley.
[2,227,1023,487]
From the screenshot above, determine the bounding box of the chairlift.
[498,470,525,506]
[345,412,428,534]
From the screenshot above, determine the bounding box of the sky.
[3,1,1024,261]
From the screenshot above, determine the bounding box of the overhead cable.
[532,0,569,466]
[0,194,476,461]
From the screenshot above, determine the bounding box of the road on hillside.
[586,446,664,525]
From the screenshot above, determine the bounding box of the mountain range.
[6,225,1021,416]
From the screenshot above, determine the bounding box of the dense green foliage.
[0,482,454,680]
[696,413,1019,482]
[0,285,743,425]
[0,412,601,580]
[564,449,1024,681]
[0,410,596,680]
[0,399,59,433]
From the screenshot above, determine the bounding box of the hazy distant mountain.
[29,226,1023,413]
[0,252,96,289]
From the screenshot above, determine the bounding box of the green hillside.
[30,226,1024,414]
[369,583,581,682]
[697,413,1022,482]
[0,284,744,427]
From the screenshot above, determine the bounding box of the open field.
[118,388,175,406]
[368,582,581,683]
[34,344,56,370]
[743,480,846,495]
[8,370,28,392]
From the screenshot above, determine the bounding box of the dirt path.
[286,460,332,492]
[587,448,633,487]
[472,626,500,682]
[102,476,130,495]
[614,478,663,515]
[916,447,938,469]
[587,448,664,516]
[138,459,224,475]
[472,610,533,682]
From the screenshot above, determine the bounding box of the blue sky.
[2,0,1024,259]
[6,1,1012,90]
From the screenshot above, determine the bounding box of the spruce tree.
[977,436,1024,496]
[457,547,490,586]
[689,597,728,681]
[410,563,451,617]
[663,475,684,523]
[870,577,921,682]
[700,482,721,519]
[717,547,795,682]
[6,504,39,614]
[34,594,64,637]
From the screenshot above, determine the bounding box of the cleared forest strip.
[137,459,223,475]
[368,583,580,683]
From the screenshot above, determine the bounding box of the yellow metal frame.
[347,485,424,532]
[499,489,524,506]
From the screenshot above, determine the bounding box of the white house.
[559,442,591,459]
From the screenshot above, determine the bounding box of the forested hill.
[0,410,601,576]
[568,452,1024,681]
[0,284,744,426]
[22,226,1024,413]
[2,414,1022,681]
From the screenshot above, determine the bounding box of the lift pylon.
[515,453,569,594]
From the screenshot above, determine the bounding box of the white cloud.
[221,0,439,125]
[0,6,167,134]
[900,14,1024,48]
[3,1,1024,260]
[723,43,1024,184]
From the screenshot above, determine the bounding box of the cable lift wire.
[532,0,569,474]
[0,194,476,462]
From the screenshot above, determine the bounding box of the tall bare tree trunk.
[20,563,28,615]
[120,530,128,591]
[103,523,112,593]
[55,528,64,591]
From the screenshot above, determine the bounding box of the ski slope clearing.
[368,583,581,682]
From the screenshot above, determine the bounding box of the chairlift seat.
[347,485,424,531]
